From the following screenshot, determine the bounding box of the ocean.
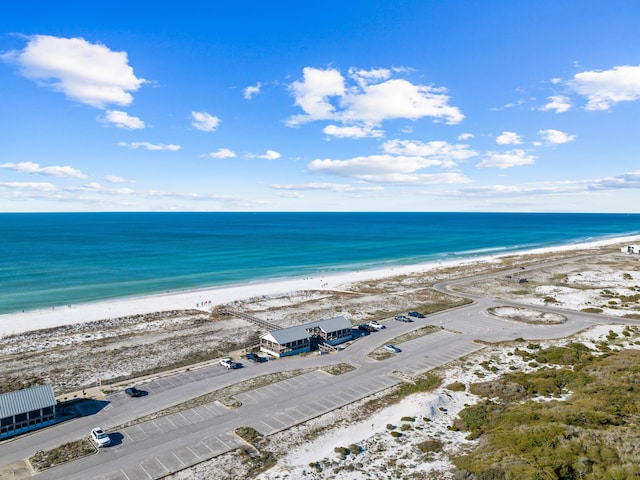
[2,212,640,315]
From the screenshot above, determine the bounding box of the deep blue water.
[2,212,640,315]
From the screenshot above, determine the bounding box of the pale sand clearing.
[2,235,639,337]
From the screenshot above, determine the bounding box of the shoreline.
[2,234,639,338]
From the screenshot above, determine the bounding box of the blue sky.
[2,1,640,212]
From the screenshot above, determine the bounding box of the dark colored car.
[358,324,375,332]
[408,311,425,318]
[246,352,267,363]
[125,387,141,397]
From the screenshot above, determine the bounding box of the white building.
[260,316,353,357]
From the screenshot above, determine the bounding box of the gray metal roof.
[0,384,56,418]
[263,316,351,345]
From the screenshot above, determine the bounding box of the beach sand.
[2,234,639,337]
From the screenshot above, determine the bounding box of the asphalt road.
[2,257,637,479]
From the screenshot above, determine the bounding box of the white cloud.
[257,149,281,160]
[537,129,576,145]
[0,181,57,192]
[118,142,181,151]
[0,161,87,178]
[103,110,145,129]
[2,34,146,108]
[191,111,221,132]
[323,124,384,139]
[243,82,261,99]
[539,95,572,113]
[341,78,464,125]
[287,66,464,132]
[206,148,237,159]
[476,149,535,169]
[495,131,523,145]
[382,139,477,166]
[457,133,474,141]
[307,154,472,185]
[568,65,640,111]
[348,67,391,87]
[103,175,130,183]
[288,67,346,124]
[454,170,640,198]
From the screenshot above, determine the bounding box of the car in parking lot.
[394,315,412,322]
[219,358,238,369]
[369,320,385,330]
[358,324,375,332]
[124,386,141,397]
[91,427,111,447]
[408,311,425,318]
[245,352,267,363]
[383,344,400,353]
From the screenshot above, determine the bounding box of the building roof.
[263,316,351,345]
[0,384,56,418]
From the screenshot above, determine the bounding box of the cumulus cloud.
[118,142,181,151]
[495,131,523,145]
[568,65,640,111]
[243,82,261,99]
[457,133,474,141]
[1,34,146,108]
[537,129,576,145]
[348,67,391,87]
[191,111,221,132]
[0,161,87,178]
[476,149,535,169]
[382,139,477,166]
[206,148,237,159]
[288,67,346,124]
[539,95,572,113]
[102,110,145,129]
[287,66,464,134]
[323,124,384,139]
[257,149,281,160]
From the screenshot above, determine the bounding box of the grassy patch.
[29,439,96,471]
[234,427,277,476]
[321,363,356,376]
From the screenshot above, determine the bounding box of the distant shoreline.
[1,234,639,338]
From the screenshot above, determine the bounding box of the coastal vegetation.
[29,439,96,471]
[453,345,640,479]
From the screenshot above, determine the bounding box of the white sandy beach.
[2,234,639,337]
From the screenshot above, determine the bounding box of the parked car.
[394,315,412,322]
[358,324,375,332]
[245,352,267,363]
[219,358,237,369]
[369,320,385,330]
[124,386,141,397]
[91,427,111,447]
[408,311,425,318]
[383,344,400,353]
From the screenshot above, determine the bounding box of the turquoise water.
[2,212,640,315]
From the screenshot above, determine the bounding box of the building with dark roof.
[260,316,353,357]
[0,384,57,440]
